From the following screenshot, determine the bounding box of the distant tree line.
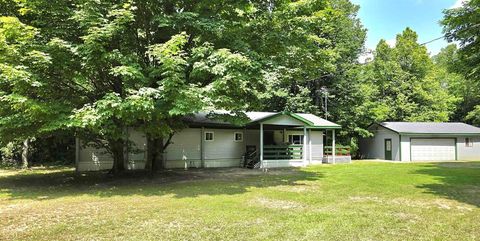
[0,0,478,172]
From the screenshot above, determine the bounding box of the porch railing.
[324,145,351,156]
[263,145,303,160]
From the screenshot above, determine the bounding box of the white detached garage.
[360,122,480,162]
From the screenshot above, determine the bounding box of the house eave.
[398,132,480,136]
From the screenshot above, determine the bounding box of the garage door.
[411,139,456,161]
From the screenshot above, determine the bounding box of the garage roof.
[377,122,480,135]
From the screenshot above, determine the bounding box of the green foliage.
[442,0,480,125]
[0,16,72,145]
[0,142,21,167]
[0,0,478,165]
[360,28,458,124]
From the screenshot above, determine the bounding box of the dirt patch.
[391,212,421,223]
[349,196,474,212]
[251,197,305,210]
[268,183,320,193]
[349,196,382,203]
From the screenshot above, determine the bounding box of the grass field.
[1,161,480,240]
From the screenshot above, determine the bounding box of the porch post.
[260,123,264,168]
[332,129,336,164]
[201,127,205,168]
[303,126,307,166]
[308,129,312,164]
[243,127,247,167]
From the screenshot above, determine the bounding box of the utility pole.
[320,87,329,120]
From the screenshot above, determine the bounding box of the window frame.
[234,132,244,142]
[288,134,304,145]
[205,131,214,142]
[465,137,473,147]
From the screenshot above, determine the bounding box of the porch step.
[322,156,351,164]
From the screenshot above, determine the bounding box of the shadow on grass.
[0,167,322,201]
[415,161,480,207]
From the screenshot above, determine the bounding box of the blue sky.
[351,0,464,55]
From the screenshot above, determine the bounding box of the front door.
[384,139,392,160]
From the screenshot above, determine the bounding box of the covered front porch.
[243,112,349,168]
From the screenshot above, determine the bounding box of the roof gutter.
[398,132,480,136]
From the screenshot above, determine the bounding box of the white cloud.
[450,0,469,9]
[358,49,374,64]
[386,39,396,48]
[358,39,395,63]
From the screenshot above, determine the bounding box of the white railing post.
[309,129,312,164]
[201,127,205,168]
[260,123,264,168]
[303,126,307,166]
[332,129,336,164]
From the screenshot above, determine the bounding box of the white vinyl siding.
[310,131,324,162]
[400,135,410,162]
[77,128,147,171]
[77,126,330,171]
[457,136,480,160]
[165,128,202,168]
[359,127,400,161]
[203,129,244,167]
[410,138,456,161]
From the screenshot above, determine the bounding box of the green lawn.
[1,161,480,240]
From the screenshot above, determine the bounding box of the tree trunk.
[146,133,174,174]
[146,137,163,174]
[21,139,29,169]
[109,139,126,175]
[145,135,156,171]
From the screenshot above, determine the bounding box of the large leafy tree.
[260,0,366,114]
[1,0,265,173]
[442,0,480,125]
[362,28,458,123]
[0,16,74,168]
[255,0,368,150]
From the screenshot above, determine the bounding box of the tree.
[442,0,480,125]
[256,0,368,147]
[432,45,472,122]
[0,16,69,168]
[362,28,458,123]
[63,1,267,174]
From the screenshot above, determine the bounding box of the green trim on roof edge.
[248,111,316,126]
[294,126,341,129]
[288,112,315,126]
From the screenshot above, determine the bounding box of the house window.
[234,132,243,142]
[288,134,304,144]
[466,138,473,147]
[205,132,214,141]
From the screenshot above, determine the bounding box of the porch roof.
[186,111,341,129]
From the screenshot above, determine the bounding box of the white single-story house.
[360,122,480,161]
[75,111,351,171]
